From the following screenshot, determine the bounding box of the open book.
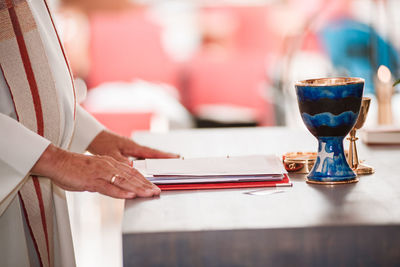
[134,155,290,188]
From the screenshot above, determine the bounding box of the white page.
[149,175,283,184]
[133,160,149,177]
[144,155,286,176]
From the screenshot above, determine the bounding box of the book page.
[144,155,286,176]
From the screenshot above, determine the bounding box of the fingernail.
[153,185,161,191]
[127,192,135,198]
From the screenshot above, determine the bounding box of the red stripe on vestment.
[1,62,45,265]
[19,192,44,267]
[6,0,44,136]
[0,63,19,121]
[33,176,51,265]
[43,0,77,119]
[6,1,51,265]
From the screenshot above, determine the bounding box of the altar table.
[123,127,400,266]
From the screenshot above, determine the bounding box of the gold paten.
[347,97,375,175]
[283,152,317,174]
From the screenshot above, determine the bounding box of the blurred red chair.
[181,6,275,127]
[184,53,274,126]
[90,112,153,137]
[86,8,178,89]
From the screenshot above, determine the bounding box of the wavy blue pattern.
[295,81,362,182]
[296,83,363,102]
[301,111,357,128]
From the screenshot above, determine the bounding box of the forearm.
[69,105,105,153]
[30,144,68,178]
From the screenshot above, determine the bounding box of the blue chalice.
[295,77,364,184]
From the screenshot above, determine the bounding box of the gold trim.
[306,177,359,185]
[295,77,365,87]
[355,163,375,175]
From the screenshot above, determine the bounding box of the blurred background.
[48,0,400,266]
[51,0,400,134]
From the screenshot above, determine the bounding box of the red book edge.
[158,174,292,191]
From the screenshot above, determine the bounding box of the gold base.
[355,163,375,175]
[306,177,359,185]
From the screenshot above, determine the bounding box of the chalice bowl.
[295,77,364,184]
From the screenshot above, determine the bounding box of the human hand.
[31,144,160,199]
[87,130,179,165]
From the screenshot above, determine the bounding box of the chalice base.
[307,137,358,185]
[355,163,375,175]
[306,177,359,185]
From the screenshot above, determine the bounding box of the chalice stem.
[309,136,356,181]
[347,129,359,170]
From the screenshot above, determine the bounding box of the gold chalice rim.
[295,77,365,87]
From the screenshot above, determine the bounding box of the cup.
[295,77,364,184]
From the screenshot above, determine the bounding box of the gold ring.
[110,174,119,185]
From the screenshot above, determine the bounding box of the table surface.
[123,127,400,235]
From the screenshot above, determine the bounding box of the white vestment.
[0,0,104,266]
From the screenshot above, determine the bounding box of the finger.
[110,160,155,189]
[120,174,161,197]
[111,174,161,197]
[102,155,157,191]
[120,138,179,159]
[128,167,157,187]
[128,145,179,159]
[94,179,136,199]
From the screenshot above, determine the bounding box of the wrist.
[31,144,69,178]
[87,130,107,154]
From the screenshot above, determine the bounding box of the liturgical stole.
[0,0,76,266]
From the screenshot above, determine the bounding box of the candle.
[375,65,394,125]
